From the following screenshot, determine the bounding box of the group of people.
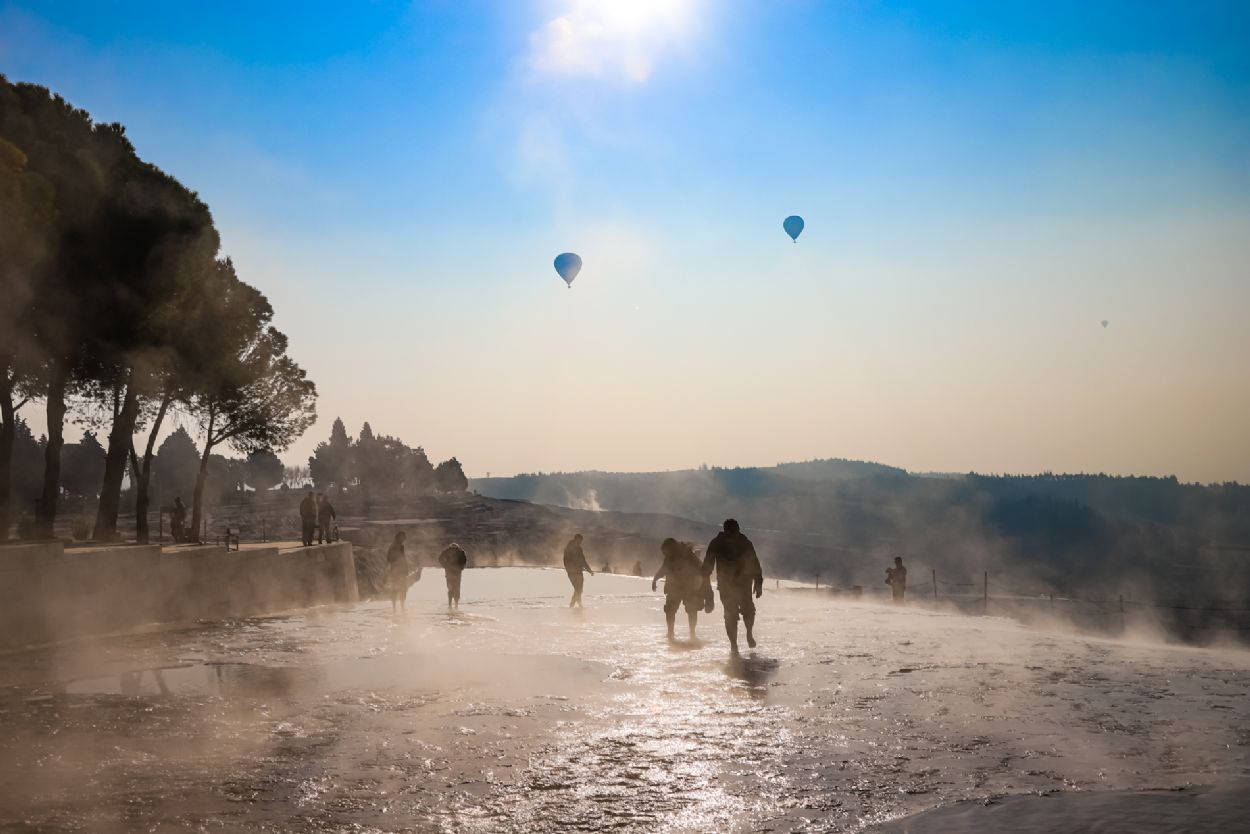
[373,520,917,656]
[298,491,337,547]
[566,519,765,654]
[385,531,468,613]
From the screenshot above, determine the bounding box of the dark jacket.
[563,540,591,574]
[299,494,317,520]
[439,545,468,573]
[317,498,336,523]
[703,531,763,593]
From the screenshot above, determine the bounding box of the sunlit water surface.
[0,567,1247,833]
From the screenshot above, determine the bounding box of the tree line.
[0,77,316,542]
[308,418,467,499]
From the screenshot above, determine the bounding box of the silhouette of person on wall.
[316,493,336,544]
[653,538,709,640]
[387,531,415,613]
[563,533,593,608]
[171,497,187,543]
[299,490,317,547]
[703,519,763,654]
[438,543,468,609]
[886,556,907,604]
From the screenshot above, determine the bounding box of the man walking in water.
[886,556,907,604]
[563,533,593,608]
[653,538,711,640]
[299,490,317,547]
[703,519,764,654]
[438,543,468,610]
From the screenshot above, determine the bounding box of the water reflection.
[724,654,780,698]
[63,662,321,699]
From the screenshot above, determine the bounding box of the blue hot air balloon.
[554,252,582,288]
[783,215,804,242]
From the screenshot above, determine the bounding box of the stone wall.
[0,541,358,651]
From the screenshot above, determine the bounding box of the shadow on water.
[666,637,708,652]
[724,653,780,698]
[62,662,321,699]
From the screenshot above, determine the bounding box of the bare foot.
[747,634,757,648]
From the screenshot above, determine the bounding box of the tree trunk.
[133,390,172,545]
[93,374,142,541]
[189,405,215,542]
[37,367,68,539]
[0,364,14,543]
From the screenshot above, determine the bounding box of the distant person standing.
[653,538,710,640]
[703,519,764,654]
[438,543,468,609]
[387,531,416,613]
[299,490,317,547]
[316,493,337,544]
[886,556,907,604]
[171,497,187,543]
[563,533,593,608]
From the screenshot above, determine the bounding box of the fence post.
[983,571,988,615]
[1049,593,1054,613]
[932,569,938,601]
[815,571,821,589]
[1119,594,1125,630]
[262,518,266,543]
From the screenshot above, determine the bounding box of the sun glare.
[529,0,698,82]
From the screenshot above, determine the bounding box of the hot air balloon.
[783,215,804,242]
[554,252,582,288]
[1101,320,1109,328]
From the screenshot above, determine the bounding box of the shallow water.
[0,567,1247,832]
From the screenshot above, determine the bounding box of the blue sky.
[2,1,1248,481]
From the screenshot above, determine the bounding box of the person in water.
[438,543,468,609]
[563,533,593,608]
[885,556,907,604]
[703,519,764,654]
[387,531,417,613]
[653,538,712,640]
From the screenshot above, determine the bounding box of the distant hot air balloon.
[1101,320,1109,328]
[783,215,804,242]
[554,252,582,288]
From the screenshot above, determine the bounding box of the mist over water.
[1,568,1247,833]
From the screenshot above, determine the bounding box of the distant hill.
[472,461,1250,602]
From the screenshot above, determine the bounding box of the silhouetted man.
[653,538,710,640]
[438,543,468,609]
[563,533,593,608]
[171,497,187,543]
[316,493,336,544]
[886,556,907,604]
[703,519,763,654]
[299,490,317,546]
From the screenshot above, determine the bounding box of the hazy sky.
[2,1,1248,482]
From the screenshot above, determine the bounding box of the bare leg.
[665,608,676,639]
[725,615,739,654]
[687,609,697,640]
[744,610,757,648]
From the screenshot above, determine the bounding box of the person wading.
[387,531,417,614]
[653,538,712,640]
[438,543,468,610]
[563,533,593,608]
[886,556,907,604]
[299,490,317,547]
[703,519,764,654]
